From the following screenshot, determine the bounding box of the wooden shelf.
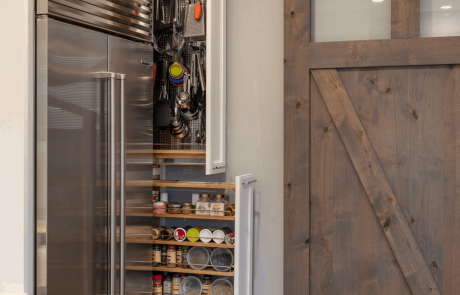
[126,264,234,277]
[127,149,206,159]
[127,180,236,190]
[126,237,235,248]
[126,209,235,220]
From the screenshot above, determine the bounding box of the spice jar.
[210,194,227,216]
[224,204,236,216]
[199,227,218,243]
[187,226,205,242]
[167,245,177,268]
[153,275,163,295]
[168,202,183,214]
[202,275,212,295]
[163,276,172,295]
[174,226,191,242]
[152,190,159,203]
[182,246,190,269]
[161,245,168,265]
[153,245,162,266]
[153,201,167,213]
[180,273,186,281]
[225,233,235,245]
[176,246,183,267]
[192,193,200,214]
[160,227,177,240]
[182,202,192,214]
[152,226,165,240]
[213,227,233,244]
[196,194,211,215]
[172,274,181,294]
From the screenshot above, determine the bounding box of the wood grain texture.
[126,265,234,276]
[311,69,440,295]
[391,0,420,39]
[284,0,311,293]
[309,37,460,69]
[127,180,235,189]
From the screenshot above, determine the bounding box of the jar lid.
[153,201,167,205]
[214,194,224,199]
[183,202,191,206]
[199,194,210,199]
[182,245,190,249]
[152,190,159,194]
[168,245,176,249]
[173,274,181,278]
[168,202,182,208]
[154,275,162,280]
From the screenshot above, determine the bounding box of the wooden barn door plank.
[311,69,441,295]
[391,0,420,39]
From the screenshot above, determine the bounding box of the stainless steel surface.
[36,18,109,295]
[118,73,126,295]
[38,0,153,43]
[109,74,116,295]
[242,179,257,185]
[108,35,153,295]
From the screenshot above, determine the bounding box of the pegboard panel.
[153,0,206,150]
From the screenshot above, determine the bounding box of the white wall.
[226,0,284,294]
[0,0,35,294]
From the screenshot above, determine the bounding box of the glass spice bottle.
[153,245,162,267]
[176,246,183,267]
[163,276,172,295]
[180,273,186,282]
[153,275,162,295]
[202,275,212,295]
[182,202,192,214]
[161,245,168,266]
[195,194,211,215]
[182,246,190,269]
[210,194,226,216]
[167,245,177,268]
[172,274,181,294]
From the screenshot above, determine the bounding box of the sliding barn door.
[310,67,460,295]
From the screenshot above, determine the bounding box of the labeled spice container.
[212,227,232,244]
[210,278,234,295]
[224,204,236,216]
[153,201,167,213]
[174,226,191,242]
[153,275,163,295]
[160,227,177,240]
[182,202,192,214]
[167,245,177,268]
[202,275,212,295]
[182,246,190,269]
[196,194,211,215]
[210,194,227,217]
[168,202,183,214]
[172,274,181,294]
[187,226,205,242]
[163,276,172,295]
[199,227,218,243]
[176,246,183,267]
[224,233,235,245]
[152,190,159,203]
[153,245,162,266]
[180,273,186,281]
[152,226,165,240]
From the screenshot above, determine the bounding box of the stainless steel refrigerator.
[36,15,153,295]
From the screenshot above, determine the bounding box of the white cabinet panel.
[235,174,255,294]
[206,0,227,175]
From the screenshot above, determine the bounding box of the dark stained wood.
[283,0,310,293]
[309,37,460,69]
[311,69,441,295]
[391,0,420,39]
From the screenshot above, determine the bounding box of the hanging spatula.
[153,60,173,128]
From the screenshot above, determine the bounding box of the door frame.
[284,0,460,293]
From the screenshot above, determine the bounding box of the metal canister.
[152,226,166,240]
[199,226,219,243]
[212,227,232,244]
[174,226,192,242]
[225,233,235,245]
[160,227,178,240]
[186,226,205,242]
[224,204,236,216]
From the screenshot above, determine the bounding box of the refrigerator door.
[37,18,110,295]
[108,35,154,295]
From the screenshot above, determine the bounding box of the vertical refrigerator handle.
[117,73,127,295]
[91,72,126,295]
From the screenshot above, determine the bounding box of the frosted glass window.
[421,0,460,37]
[312,0,391,42]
